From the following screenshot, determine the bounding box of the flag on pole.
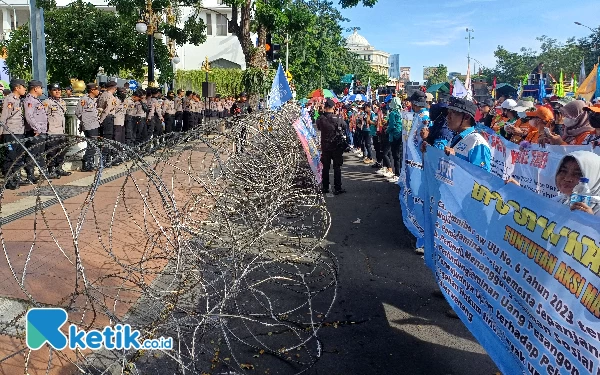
[576,63,598,102]
[570,73,574,91]
[573,74,578,93]
[491,76,497,98]
[366,78,372,102]
[556,69,564,97]
[349,79,355,95]
[465,63,472,98]
[579,58,586,86]
[522,74,528,86]
[268,63,293,110]
[517,81,523,99]
[452,78,469,99]
[596,65,600,100]
[538,77,546,103]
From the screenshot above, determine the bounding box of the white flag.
[452,78,470,99]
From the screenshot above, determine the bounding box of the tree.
[425,64,448,87]
[4,0,174,85]
[577,25,600,75]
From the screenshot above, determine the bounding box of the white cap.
[500,99,518,110]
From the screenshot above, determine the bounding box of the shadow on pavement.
[312,153,500,375]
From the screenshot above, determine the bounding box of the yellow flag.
[576,64,597,102]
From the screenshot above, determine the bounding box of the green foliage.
[1,26,32,81]
[425,65,448,88]
[4,1,179,86]
[175,68,244,97]
[241,67,273,95]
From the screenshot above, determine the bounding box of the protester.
[581,106,600,147]
[422,102,452,150]
[552,151,600,216]
[496,99,518,139]
[317,98,347,195]
[521,106,554,145]
[362,103,375,164]
[441,97,491,172]
[386,97,403,183]
[540,100,594,146]
[410,91,430,145]
[478,98,495,128]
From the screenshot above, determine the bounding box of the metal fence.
[0,104,338,375]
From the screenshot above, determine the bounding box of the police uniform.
[131,90,147,145]
[23,81,48,181]
[43,83,71,178]
[162,94,175,134]
[113,95,125,144]
[75,83,101,171]
[1,79,26,188]
[97,81,118,163]
[174,93,183,131]
[123,96,135,146]
[182,93,191,132]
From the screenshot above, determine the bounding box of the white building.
[0,0,252,70]
[345,29,390,77]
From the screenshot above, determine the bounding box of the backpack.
[332,116,349,152]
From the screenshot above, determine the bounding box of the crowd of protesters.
[311,85,600,218]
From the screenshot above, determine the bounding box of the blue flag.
[595,64,600,100]
[268,63,293,110]
[538,77,545,103]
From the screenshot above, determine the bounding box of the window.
[216,14,227,36]
[217,0,224,4]
[206,13,212,35]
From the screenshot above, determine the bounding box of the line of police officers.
[1,79,72,190]
[0,79,252,190]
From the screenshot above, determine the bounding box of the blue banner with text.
[422,146,600,375]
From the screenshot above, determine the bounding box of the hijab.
[389,97,402,111]
[554,150,600,215]
[560,100,594,144]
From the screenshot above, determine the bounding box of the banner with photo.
[422,146,600,375]
[292,113,322,184]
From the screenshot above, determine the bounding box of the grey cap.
[10,79,26,87]
[410,91,428,107]
[27,80,43,88]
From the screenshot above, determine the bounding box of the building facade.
[388,54,399,79]
[345,29,390,77]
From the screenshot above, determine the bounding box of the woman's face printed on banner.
[556,157,583,195]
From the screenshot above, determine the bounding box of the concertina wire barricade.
[0,103,338,375]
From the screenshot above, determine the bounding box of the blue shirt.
[450,126,491,172]
[433,123,453,150]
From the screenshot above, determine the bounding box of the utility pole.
[285,32,289,72]
[29,0,47,94]
[465,28,474,74]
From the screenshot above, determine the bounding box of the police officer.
[182,91,192,132]
[75,83,101,172]
[113,87,127,164]
[97,81,118,164]
[44,83,71,179]
[64,86,73,98]
[23,80,48,183]
[150,88,164,149]
[1,79,27,189]
[230,92,252,115]
[123,89,136,147]
[174,89,183,131]
[163,91,175,134]
[131,89,147,146]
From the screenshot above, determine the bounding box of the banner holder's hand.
[570,202,594,215]
[444,146,455,156]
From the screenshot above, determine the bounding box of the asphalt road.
[311,152,500,375]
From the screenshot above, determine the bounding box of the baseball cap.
[500,99,518,110]
[425,92,434,102]
[479,98,494,107]
[525,106,554,122]
[48,83,61,90]
[324,98,335,108]
[86,83,99,91]
[10,79,26,87]
[28,80,43,88]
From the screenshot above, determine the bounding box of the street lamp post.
[136,0,163,87]
[574,21,599,63]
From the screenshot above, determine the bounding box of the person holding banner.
[442,97,491,172]
[522,106,554,144]
[581,106,600,146]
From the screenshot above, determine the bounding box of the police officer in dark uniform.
[23,80,48,183]
[1,79,27,189]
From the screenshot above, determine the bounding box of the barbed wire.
[0,103,338,375]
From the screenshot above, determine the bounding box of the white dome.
[346,29,370,48]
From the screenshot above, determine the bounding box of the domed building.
[345,29,390,77]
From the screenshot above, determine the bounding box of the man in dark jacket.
[317,98,346,195]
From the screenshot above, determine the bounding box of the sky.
[337,0,598,82]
